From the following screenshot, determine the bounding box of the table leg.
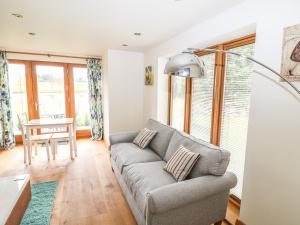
[46,142,50,161]
[68,124,74,160]
[73,125,77,157]
[33,128,38,155]
[26,127,32,164]
[23,143,27,164]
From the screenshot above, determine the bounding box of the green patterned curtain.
[0,52,15,149]
[86,58,103,140]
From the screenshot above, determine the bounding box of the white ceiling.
[0,0,243,56]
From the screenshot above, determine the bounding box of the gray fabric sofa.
[109,119,237,225]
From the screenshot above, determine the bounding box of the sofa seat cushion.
[123,161,176,217]
[165,131,230,177]
[110,143,161,173]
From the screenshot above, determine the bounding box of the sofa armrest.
[147,172,237,214]
[109,131,139,146]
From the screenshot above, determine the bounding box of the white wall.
[104,49,144,141]
[241,2,300,225]
[143,1,257,124]
[143,1,300,225]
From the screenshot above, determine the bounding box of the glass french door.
[31,62,69,132]
[32,63,68,120]
[7,60,91,141]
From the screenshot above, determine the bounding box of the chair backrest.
[17,113,28,142]
[49,114,67,132]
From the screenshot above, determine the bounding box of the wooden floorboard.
[0,139,235,225]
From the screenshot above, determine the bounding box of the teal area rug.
[21,181,57,225]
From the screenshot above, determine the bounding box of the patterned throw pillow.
[164,145,201,182]
[133,128,157,149]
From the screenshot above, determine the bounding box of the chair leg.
[50,141,56,160]
[68,124,74,160]
[214,221,223,225]
[69,141,74,160]
[34,143,38,155]
[46,142,50,161]
[74,138,78,157]
[54,142,57,159]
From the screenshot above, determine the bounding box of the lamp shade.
[164,52,205,78]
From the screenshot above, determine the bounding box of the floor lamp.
[164,48,300,225]
[164,48,300,95]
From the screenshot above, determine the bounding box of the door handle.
[35,102,38,111]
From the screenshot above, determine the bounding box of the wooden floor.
[0,139,234,225]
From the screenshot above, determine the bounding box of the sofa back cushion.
[146,119,174,158]
[164,130,230,177]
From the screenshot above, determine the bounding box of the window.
[73,67,91,129]
[168,34,256,200]
[170,76,186,131]
[8,63,28,134]
[220,43,255,198]
[190,53,215,142]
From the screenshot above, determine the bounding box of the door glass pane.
[220,43,255,198]
[171,76,186,131]
[8,64,28,134]
[190,53,215,142]
[36,65,65,119]
[73,67,91,130]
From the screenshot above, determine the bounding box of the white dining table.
[23,118,77,163]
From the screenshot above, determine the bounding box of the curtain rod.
[3,50,102,60]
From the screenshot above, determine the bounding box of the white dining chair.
[50,119,77,160]
[17,114,52,164]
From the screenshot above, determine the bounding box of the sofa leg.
[214,221,223,225]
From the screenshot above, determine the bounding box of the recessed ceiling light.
[28,32,36,36]
[134,32,141,36]
[122,44,128,47]
[11,13,23,18]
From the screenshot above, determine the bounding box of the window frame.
[168,34,256,145]
[7,59,91,143]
